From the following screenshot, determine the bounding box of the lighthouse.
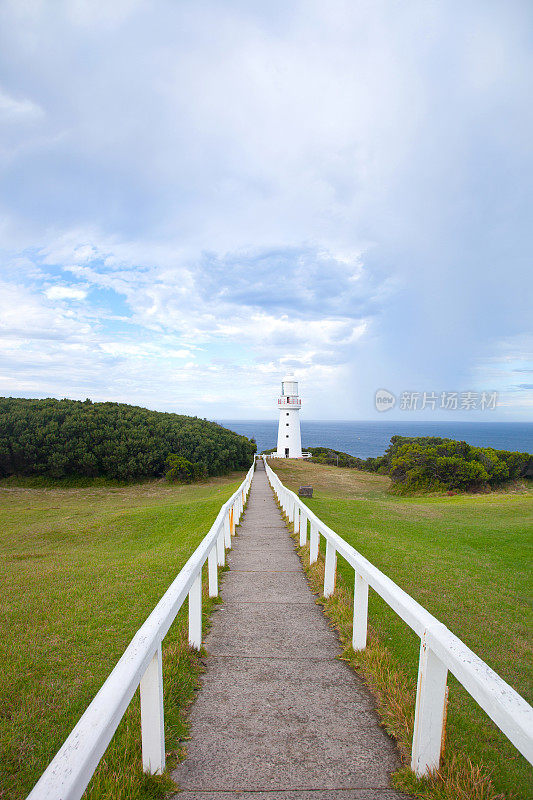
[276,374,303,458]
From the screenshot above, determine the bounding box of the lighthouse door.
[285,447,289,458]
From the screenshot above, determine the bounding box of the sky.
[0,0,532,421]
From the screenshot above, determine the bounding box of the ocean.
[218,420,533,459]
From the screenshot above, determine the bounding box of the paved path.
[172,463,411,800]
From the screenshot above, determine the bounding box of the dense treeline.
[308,438,533,493]
[0,397,256,480]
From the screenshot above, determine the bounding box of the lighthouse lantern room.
[276,374,303,458]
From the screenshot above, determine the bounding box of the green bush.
[308,436,532,494]
[165,455,206,483]
[0,397,255,481]
[373,436,531,493]
[308,447,364,468]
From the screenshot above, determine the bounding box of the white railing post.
[288,497,295,522]
[208,544,218,597]
[310,522,319,563]
[299,510,307,547]
[188,573,202,649]
[352,573,368,651]
[324,540,337,597]
[216,525,225,566]
[224,513,231,548]
[293,503,300,534]
[140,644,165,775]
[411,630,448,776]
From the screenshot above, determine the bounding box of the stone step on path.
[172,463,412,800]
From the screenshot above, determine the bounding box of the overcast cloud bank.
[0,1,531,419]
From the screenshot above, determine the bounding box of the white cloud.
[54,238,373,369]
[0,281,89,340]
[45,285,88,300]
[0,87,43,120]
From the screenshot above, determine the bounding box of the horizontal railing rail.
[263,456,533,776]
[262,453,312,460]
[27,463,255,800]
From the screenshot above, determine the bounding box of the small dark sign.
[298,486,313,498]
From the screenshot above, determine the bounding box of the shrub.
[165,455,206,483]
[308,447,364,468]
[308,436,532,494]
[0,397,255,481]
[378,436,531,493]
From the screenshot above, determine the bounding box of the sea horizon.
[217,419,533,460]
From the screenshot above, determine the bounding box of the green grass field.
[0,474,245,800]
[270,459,533,800]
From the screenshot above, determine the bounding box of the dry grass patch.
[267,458,388,497]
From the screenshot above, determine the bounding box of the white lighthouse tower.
[276,374,303,458]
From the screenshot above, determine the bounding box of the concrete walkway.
[172,463,411,799]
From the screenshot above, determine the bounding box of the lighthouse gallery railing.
[26,463,255,800]
[263,456,533,777]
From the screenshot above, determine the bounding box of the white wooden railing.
[27,464,255,800]
[263,452,312,459]
[263,457,533,777]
